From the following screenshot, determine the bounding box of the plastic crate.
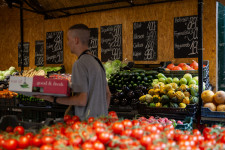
[0,97,17,107]
[17,94,52,107]
[175,117,193,131]
[201,107,225,118]
[138,103,198,116]
[109,105,133,112]
[160,60,209,79]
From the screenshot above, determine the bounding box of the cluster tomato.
[1,111,225,149]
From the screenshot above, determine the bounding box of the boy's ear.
[74,37,79,44]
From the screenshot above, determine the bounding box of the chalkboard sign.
[46,31,63,64]
[18,42,29,67]
[101,24,122,62]
[133,21,158,61]
[89,28,98,57]
[174,15,198,58]
[218,2,225,90]
[35,41,44,66]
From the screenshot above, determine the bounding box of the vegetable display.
[0,112,225,150]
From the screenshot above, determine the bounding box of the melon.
[213,91,225,104]
[201,90,214,103]
[204,103,216,111]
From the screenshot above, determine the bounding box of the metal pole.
[198,0,203,124]
[20,1,24,71]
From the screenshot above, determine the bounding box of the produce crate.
[138,103,198,117]
[133,62,167,71]
[175,117,193,131]
[201,107,225,118]
[109,105,134,112]
[17,94,52,107]
[159,60,209,79]
[0,97,17,107]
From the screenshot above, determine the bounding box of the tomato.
[31,135,42,147]
[147,144,163,150]
[69,135,83,146]
[40,144,53,150]
[108,111,118,118]
[18,136,30,149]
[13,126,24,135]
[131,128,144,140]
[139,135,152,147]
[204,133,216,140]
[72,115,80,122]
[88,117,95,123]
[25,132,34,139]
[3,139,18,150]
[93,141,105,150]
[53,139,68,150]
[132,120,140,126]
[0,139,5,147]
[145,125,158,134]
[149,133,160,141]
[192,129,201,135]
[122,119,132,129]
[108,136,120,148]
[93,121,105,129]
[82,141,94,150]
[112,122,124,134]
[71,121,81,130]
[119,138,133,149]
[98,132,111,144]
[5,126,13,133]
[41,136,55,145]
[41,128,51,135]
[121,129,132,136]
[64,115,71,122]
[66,119,75,125]
[174,134,188,141]
[154,123,164,131]
[167,140,176,147]
[179,145,192,150]
[94,127,105,136]
[220,135,225,143]
[188,135,198,145]
[164,124,174,130]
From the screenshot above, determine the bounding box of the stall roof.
[0,0,182,19]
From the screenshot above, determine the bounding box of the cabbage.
[4,70,11,77]
[9,66,15,72]
[112,60,121,68]
[104,62,112,69]
[0,76,4,81]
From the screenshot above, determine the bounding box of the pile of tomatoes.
[0,111,225,150]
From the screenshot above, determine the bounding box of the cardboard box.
[9,76,33,92]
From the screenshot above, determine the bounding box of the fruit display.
[0,66,18,81]
[49,73,72,82]
[0,89,17,99]
[137,116,183,126]
[166,60,206,71]
[201,90,225,112]
[0,112,225,149]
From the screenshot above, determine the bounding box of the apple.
[180,78,188,85]
[159,78,166,84]
[173,77,180,85]
[183,73,192,83]
[188,79,197,85]
[166,77,173,84]
[193,76,198,84]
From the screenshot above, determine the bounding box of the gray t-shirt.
[72,54,108,120]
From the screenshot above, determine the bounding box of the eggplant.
[122,85,130,94]
[118,91,125,99]
[114,91,120,99]
[127,90,135,99]
[113,98,120,105]
[120,98,128,106]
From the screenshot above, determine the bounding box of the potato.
[204,103,216,111]
[217,104,225,112]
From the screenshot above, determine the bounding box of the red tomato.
[131,128,144,140]
[53,139,68,150]
[71,121,81,130]
[25,132,34,139]
[40,144,53,150]
[63,115,71,122]
[145,124,158,134]
[119,138,133,149]
[31,135,42,147]
[18,136,30,149]
[88,117,95,123]
[167,63,175,70]
[41,136,55,145]
[13,126,24,135]
[139,135,152,147]
[93,121,105,129]
[164,124,174,130]
[98,132,111,144]
[108,111,118,118]
[66,119,75,125]
[112,122,124,134]
[69,135,83,146]
[94,127,105,136]
[122,119,132,129]
[3,139,18,150]
[72,115,80,122]
[132,120,140,126]
[108,136,120,148]
[40,128,51,135]
[93,141,105,150]
[121,129,132,136]
[5,126,13,133]
[192,129,201,135]
[82,141,94,150]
